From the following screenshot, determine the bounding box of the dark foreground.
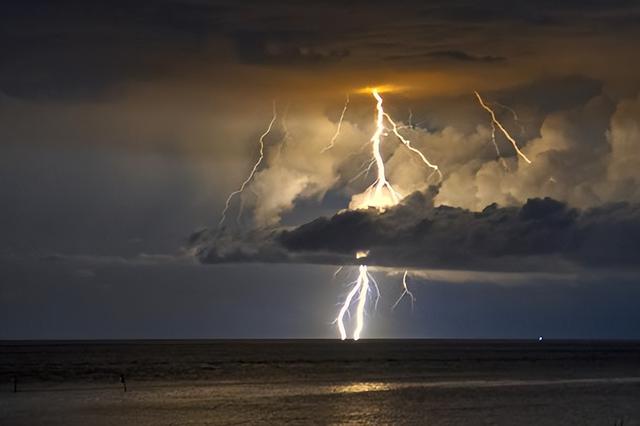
[1,340,639,425]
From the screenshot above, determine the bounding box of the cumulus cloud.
[198,87,640,273]
[433,93,616,210]
[246,88,638,217]
[607,93,640,198]
[230,111,367,228]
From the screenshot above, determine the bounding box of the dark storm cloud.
[492,75,604,114]
[0,0,226,99]
[2,0,638,99]
[193,190,640,272]
[1,0,640,341]
[427,51,505,63]
[427,7,554,25]
[385,50,506,63]
[425,0,639,24]
[231,31,349,66]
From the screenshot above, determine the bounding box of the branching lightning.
[336,87,441,339]
[334,90,535,339]
[381,104,442,182]
[348,88,441,211]
[481,104,510,171]
[353,88,403,209]
[336,264,374,341]
[348,158,377,184]
[218,100,278,228]
[336,92,527,339]
[216,87,532,341]
[392,270,416,311]
[474,91,532,165]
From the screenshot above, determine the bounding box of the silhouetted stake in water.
[120,374,127,392]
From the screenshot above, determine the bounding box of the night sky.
[2,0,640,339]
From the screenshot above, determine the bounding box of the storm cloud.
[193,189,640,272]
[385,50,506,64]
[3,0,640,339]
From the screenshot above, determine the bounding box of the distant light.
[355,84,408,95]
[356,250,369,259]
[538,336,544,342]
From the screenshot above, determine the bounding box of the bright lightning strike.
[382,106,442,182]
[392,270,416,311]
[208,85,535,342]
[337,87,441,340]
[474,91,532,164]
[348,89,402,210]
[321,94,350,153]
[334,90,537,339]
[218,101,278,228]
[482,108,510,172]
[336,264,373,341]
[353,265,370,340]
[349,88,441,211]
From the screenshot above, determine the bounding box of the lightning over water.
[218,101,278,228]
[392,270,416,311]
[337,87,441,339]
[474,91,532,164]
[348,88,403,211]
[216,86,535,341]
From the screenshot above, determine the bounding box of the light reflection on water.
[330,381,391,394]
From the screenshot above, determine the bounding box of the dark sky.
[2,0,640,339]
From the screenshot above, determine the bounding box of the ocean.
[1,340,639,424]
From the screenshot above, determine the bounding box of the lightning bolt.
[337,88,441,339]
[336,91,538,339]
[392,270,416,311]
[365,88,403,208]
[349,88,442,211]
[218,100,277,228]
[348,158,377,184]
[483,109,510,171]
[353,265,371,340]
[336,264,373,341]
[474,91,532,164]
[321,94,350,153]
[332,265,344,279]
[381,104,442,182]
[210,85,534,342]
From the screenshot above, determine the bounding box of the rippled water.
[1,340,640,425]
